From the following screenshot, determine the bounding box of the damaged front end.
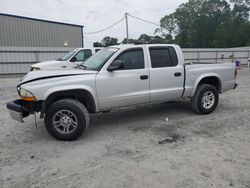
[6,100,41,122]
[6,85,42,122]
[6,100,30,122]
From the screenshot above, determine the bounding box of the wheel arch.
[41,86,98,117]
[192,74,222,96]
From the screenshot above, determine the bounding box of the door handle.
[174,72,182,77]
[140,75,148,80]
[61,66,67,68]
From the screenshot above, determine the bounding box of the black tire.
[190,84,219,114]
[44,99,89,141]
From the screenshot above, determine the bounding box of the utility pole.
[125,12,129,44]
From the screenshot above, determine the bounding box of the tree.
[121,38,138,44]
[214,18,250,47]
[230,0,250,20]
[159,0,250,48]
[94,35,171,47]
[138,34,152,43]
[93,42,103,47]
[101,36,118,47]
[137,34,172,44]
[156,13,177,37]
[213,0,250,47]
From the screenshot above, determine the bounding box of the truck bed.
[183,62,236,97]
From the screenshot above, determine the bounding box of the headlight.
[31,67,41,71]
[19,88,36,101]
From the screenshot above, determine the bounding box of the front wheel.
[45,99,89,141]
[190,84,219,114]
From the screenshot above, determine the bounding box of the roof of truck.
[110,43,178,49]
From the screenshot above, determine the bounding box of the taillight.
[234,68,238,79]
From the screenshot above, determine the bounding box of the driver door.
[96,48,150,110]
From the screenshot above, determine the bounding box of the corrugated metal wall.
[0,47,74,75]
[0,14,83,48]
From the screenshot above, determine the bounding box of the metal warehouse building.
[0,13,84,75]
[0,13,83,48]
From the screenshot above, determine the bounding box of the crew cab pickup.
[31,48,101,71]
[7,44,238,141]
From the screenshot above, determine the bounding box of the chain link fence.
[0,47,249,76]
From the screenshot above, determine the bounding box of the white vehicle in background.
[31,48,101,71]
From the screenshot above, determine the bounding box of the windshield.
[79,47,118,71]
[58,50,77,61]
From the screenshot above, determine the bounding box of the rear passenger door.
[148,46,184,103]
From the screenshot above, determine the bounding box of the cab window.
[149,47,178,68]
[114,48,144,70]
[73,49,92,61]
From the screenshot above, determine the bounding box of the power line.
[83,13,160,38]
[83,16,124,34]
[128,13,160,27]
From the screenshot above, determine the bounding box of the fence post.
[248,50,250,67]
[232,51,235,63]
[35,51,39,63]
[215,51,218,63]
[197,51,200,63]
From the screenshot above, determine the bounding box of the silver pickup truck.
[6,44,238,140]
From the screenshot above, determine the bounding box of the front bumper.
[6,100,30,122]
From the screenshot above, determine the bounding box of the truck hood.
[19,69,97,86]
[31,60,63,68]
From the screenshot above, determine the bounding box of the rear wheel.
[45,99,89,141]
[191,84,219,114]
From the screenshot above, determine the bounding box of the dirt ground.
[0,68,250,188]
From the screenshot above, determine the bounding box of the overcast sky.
[0,0,187,47]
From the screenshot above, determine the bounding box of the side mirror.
[107,60,124,71]
[70,56,77,62]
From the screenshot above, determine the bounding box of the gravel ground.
[0,68,250,188]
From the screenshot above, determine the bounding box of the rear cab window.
[149,47,178,68]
